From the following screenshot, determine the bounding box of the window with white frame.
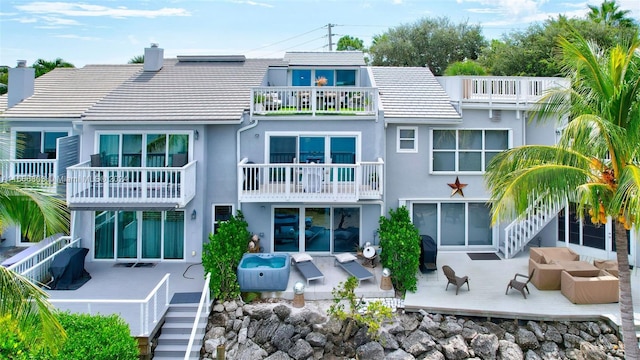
[397,127,418,153]
[212,204,234,234]
[431,129,509,173]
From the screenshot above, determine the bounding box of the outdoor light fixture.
[191,209,197,220]
[292,281,305,308]
[381,267,393,291]
[194,130,199,140]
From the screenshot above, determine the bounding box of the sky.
[1,0,639,68]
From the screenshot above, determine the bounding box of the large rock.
[516,328,540,351]
[264,350,292,360]
[273,304,291,321]
[253,316,281,345]
[272,323,295,351]
[499,339,524,360]
[440,334,469,360]
[305,332,327,347]
[385,348,416,360]
[401,330,436,356]
[440,319,463,337]
[355,341,385,360]
[236,339,269,360]
[471,333,499,359]
[579,342,608,360]
[287,339,314,360]
[544,325,563,343]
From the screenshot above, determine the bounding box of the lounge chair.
[291,253,324,286]
[442,265,469,295]
[334,253,374,285]
[506,270,534,299]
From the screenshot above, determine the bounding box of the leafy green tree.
[32,58,74,78]
[369,17,487,75]
[484,29,640,357]
[0,67,7,95]
[377,206,421,293]
[588,0,636,28]
[444,59,487,75]
[128,55,144,64]
[202,211,250,300]
[336,35,364,51]
[0,266,66,358]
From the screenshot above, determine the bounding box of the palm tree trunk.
[614,221,638,359]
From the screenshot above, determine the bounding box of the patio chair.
[291,253,324,286]
[442,265,469,295]
[334,253,374,286]
[506,270,535,299]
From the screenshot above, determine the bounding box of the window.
[268,134,356,165]
[212,204,234,234]
[97,132,190,167]
[290,69,357,87]
[412,202,492,247]
[15,130,68,159]
[397,127,417,152]
[431,129,509,173]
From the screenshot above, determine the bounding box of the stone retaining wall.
[201,300,625,360]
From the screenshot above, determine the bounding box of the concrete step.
[169,304,200,312]
[165,310,198,323]
[161,322,194,334]
[154,344,200,358]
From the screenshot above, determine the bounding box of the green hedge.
[48,312,139,360]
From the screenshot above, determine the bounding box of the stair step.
[165,310,198,323]
[161,322,195,334]
[154,344,200,357]
[169,304,200,312]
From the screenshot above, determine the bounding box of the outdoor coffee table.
[555,260,599,274]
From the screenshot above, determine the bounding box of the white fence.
[238,158,383,202]
[49,273,171,336]
[184,272,211,360]
[0,159,58,186]
[66,160,196,207]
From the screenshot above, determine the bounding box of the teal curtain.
[117,211,137,258]
[169,134,188,166]
[95,211,115,259]
[99,134,120,167]
[142,211,162,259]
[164,211,184,259]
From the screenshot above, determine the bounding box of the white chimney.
[8,60,35,108]
[143,43,164,72]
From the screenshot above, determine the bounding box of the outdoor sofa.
[528,247,580,290]
[560,269,619,304]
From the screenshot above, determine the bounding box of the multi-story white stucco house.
[1,45,636,267]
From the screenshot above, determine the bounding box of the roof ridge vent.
[177,55,246,63]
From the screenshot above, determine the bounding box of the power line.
[244,25,326,54]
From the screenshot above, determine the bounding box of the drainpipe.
[236,111,259,210]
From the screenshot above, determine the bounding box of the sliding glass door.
[94,210,184,260]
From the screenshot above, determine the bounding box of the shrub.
[202,210,251,301]
[327,276,392,339]
[444,60,488,76]
[378,206,421,293]
[0,314,32,360]
[48,312,138,360]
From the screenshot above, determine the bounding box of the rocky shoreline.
[201,299,625,359]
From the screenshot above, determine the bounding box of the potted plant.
[315,76,328,87]
[253,94,265,112]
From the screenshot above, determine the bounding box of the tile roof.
[83,58,283,122]
[370,66,461,120]
[284,52,366,66]
[1,65,142,119]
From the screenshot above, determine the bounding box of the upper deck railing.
[66,160,196,208]
[0,159,58,187]
[251,86,378,117]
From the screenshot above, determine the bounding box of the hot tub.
[237,253,291,292]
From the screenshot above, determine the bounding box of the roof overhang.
[68,203,180,211]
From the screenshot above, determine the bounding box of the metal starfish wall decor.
[448,177,467,197]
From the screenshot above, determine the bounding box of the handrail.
[49,273,171,336]
[184,272,211,360]
[7,236,80,284]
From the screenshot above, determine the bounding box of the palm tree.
[588,0,635,28]
[32,58,74,78]
[485,29,640,358]
[0,265,66,356]
[128,55,144,64]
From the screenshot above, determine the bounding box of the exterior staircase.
[500,196,563,259]
[153,304,207,360]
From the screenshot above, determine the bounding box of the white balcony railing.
[238,158,383,202]
[438,76,569,106]
[49,274,171,336]
[0,159,57,186]
[251,86,378,117]
[66,161,196,208]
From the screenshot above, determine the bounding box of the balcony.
[438,76,569,108]
[0,159,59,191]
[66,161,196,209]
[238,158,383,203]
[251,87,378,117]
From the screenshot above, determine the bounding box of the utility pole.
[327,23,335,51]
